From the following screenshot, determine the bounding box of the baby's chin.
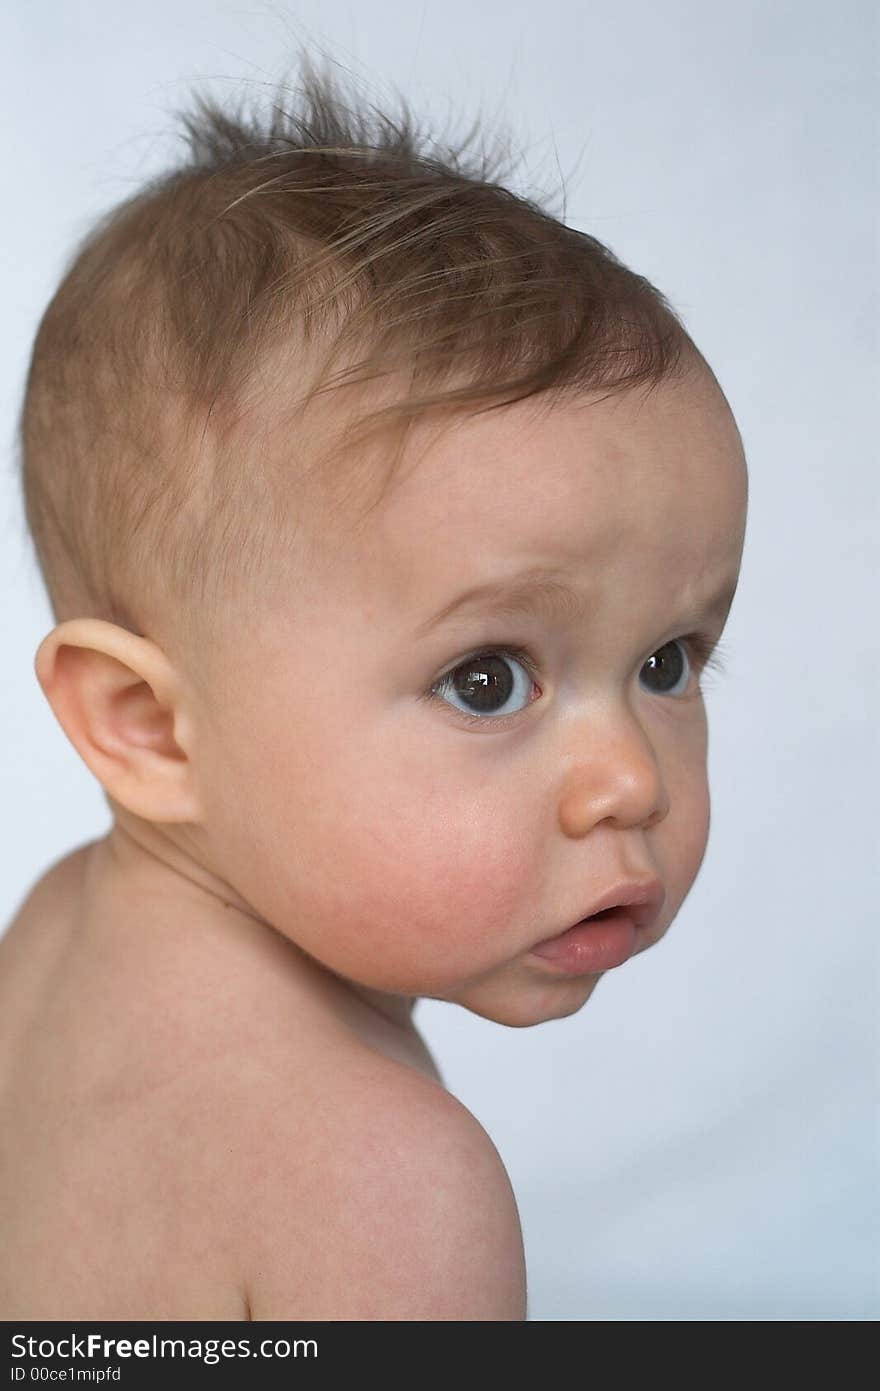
[427,969,606,1029]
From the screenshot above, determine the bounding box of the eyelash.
[425,634,729,727]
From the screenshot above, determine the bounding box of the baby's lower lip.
[529,911,637,975]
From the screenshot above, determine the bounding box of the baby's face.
[187,366,747,1027]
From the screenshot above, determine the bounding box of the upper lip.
[574,877,666,932]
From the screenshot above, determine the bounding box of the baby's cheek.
[312,778,536,989]
[662,769,712,911]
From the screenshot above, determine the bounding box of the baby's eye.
[639,638,694,698]
[427,634,723,725]
[429,647,538,722]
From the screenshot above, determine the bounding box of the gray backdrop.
[2,0,876,1320]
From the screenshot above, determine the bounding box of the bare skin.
[0,837,524,1318]
[0,367,746,1319]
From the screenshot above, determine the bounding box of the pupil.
[453,654,513,712]
[645,641,685,691]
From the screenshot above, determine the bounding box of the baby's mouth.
[528,877,665,974]
[529,909,638,975]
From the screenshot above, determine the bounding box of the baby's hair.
[17,47,699,673]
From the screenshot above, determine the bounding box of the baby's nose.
[556,718,670,836]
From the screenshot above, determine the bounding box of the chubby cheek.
[209,711,540,994]
[293,768,539,993]
[655,764,711,940]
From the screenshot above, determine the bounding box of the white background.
[2,1,877,1319]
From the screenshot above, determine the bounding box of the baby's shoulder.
[233,1047,527,1321]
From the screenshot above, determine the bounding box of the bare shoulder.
[240,1051,527,1321]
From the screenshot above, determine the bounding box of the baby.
[0,55,747,1320]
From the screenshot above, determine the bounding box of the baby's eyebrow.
[413,564,739,636]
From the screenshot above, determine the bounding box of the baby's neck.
[81,821,423,1046]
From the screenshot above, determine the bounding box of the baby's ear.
[34,619,201,824]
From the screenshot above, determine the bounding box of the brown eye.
[432,650,536,720]
[640,640,690,696]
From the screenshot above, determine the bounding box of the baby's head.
[22,55,747,1027]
